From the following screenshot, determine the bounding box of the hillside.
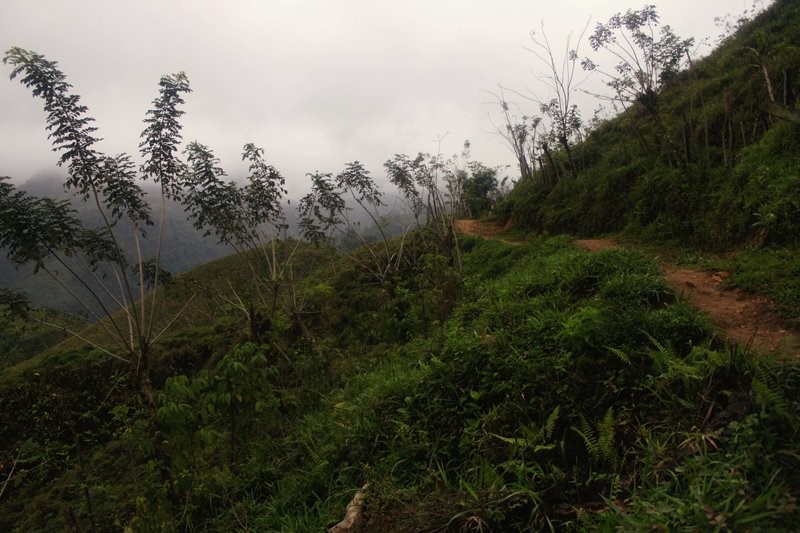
[0,175,412,316]
[501,0,800,250]
[0,176,232,313]
[1,2,800,531]
[1,230,799,530]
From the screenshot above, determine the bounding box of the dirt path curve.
[461,223,799,357]
[454,219,519,244]
[575,239,798,356]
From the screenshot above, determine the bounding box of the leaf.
[490,433,527,447]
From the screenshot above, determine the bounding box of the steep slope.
[502,0,800,249]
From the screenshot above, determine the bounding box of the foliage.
[462,162,499,218]
[2,7,800,530]
[1,228,799,530]
[582,5,694,111]
[384,147,466,268]
[501,0,800,249]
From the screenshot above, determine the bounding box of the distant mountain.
[1,174,413,314]
[1,174,233,313]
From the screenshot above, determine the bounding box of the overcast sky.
[1,0,762,196]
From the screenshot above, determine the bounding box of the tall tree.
[581,5,693,165]
[582,5,694,113]
[524,21,590,179]
[181,141,298,341]
[462,162,499,218]
[2,47,194,511]
[486,88,541,184]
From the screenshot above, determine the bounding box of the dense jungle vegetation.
[1,1,799,531]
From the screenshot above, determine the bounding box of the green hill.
[501,0,800,250]
[1,2,799,531]
[1,231,799,530]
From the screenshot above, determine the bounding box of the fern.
[644,331,672,374]
[606,346,631,365]
[571,407,618,468]
[752,366,798,433]
[598,407,618,468]
[609,473,622,502]
[544,405,560,440]
[572,415,601,463]
[493,404,561,452]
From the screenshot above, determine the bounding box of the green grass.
[2,231,799,531]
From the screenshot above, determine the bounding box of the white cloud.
[0,0,760,189]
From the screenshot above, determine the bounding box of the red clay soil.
[457,222,799,357]
[454,219,518,244]
[573,239,622,253]
[575,238,799,357]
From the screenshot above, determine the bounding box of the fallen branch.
[329,483,368,533]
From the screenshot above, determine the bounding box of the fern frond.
[752,367,798,432]
[545,405,560,440]
[609,473,622,501]
[606,346,631,365]
[572,415,600,462]
[643,331,668,354]
[643,331,672,373]
[599,407,618,468]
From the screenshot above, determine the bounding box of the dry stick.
[150,293,196,344]
[34,316,129,362]
[39,265,123,349]
[0,449,21,501]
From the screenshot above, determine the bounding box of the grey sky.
[1,0,761,196]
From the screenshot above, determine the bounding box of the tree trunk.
[135,349,180,513]
[541,142,558,185]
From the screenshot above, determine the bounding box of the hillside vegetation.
[2,233,799,530]
[501,0,800,250]
[1,2,800,531]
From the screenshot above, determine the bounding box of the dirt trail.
[454,219,520,245]
[460,222,799,357]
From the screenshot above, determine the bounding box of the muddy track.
[459,222,799,357]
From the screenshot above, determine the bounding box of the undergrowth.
[1,235,798,531]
